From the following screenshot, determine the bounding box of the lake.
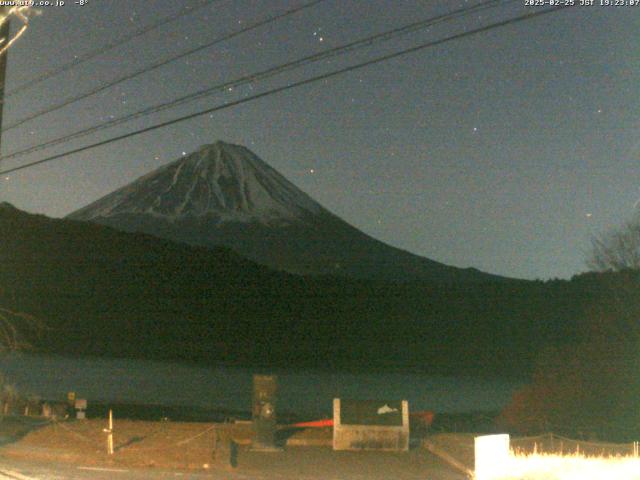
[0,353,521,417]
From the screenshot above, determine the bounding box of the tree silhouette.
[588,215,640,272]
[500,218,640,441]
[0,307,44,354]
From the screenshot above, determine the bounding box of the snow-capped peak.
[69,141,324,224]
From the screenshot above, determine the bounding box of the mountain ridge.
[68,141,510,283]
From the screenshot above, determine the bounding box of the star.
[309,168,315,174]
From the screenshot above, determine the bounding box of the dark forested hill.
[0,204,601,378]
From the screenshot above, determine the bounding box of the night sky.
[1,0,638,280]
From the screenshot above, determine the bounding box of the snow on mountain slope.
[70,141,323,225]
[68,141,506,283]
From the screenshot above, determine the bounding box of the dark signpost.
[252,374,281,451]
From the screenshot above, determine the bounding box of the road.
[0,458,225,480]
[0,453,468,480]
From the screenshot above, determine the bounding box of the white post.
[105,409,114,455]
[475,434,510,480]
[332,398,340,451]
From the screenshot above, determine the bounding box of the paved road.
[0,458,227,480]
[0,456,468,480]
[0,452,467,480]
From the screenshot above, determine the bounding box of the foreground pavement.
[0,417,468,479]
[0,457,228,480]
[0,449,468,480]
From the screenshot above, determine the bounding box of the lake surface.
[0,353,521,417]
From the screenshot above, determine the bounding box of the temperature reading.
[75,0,89,5]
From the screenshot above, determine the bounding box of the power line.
[2,0,327,132]
[4,0,224,99]
[0,5,572,177]
[1,0,513,163]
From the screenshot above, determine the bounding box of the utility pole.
[0,6,10,159]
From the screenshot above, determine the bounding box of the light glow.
[480,452,640,480]
[0,6,34,55]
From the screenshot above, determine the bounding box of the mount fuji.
[68,141,502,283]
